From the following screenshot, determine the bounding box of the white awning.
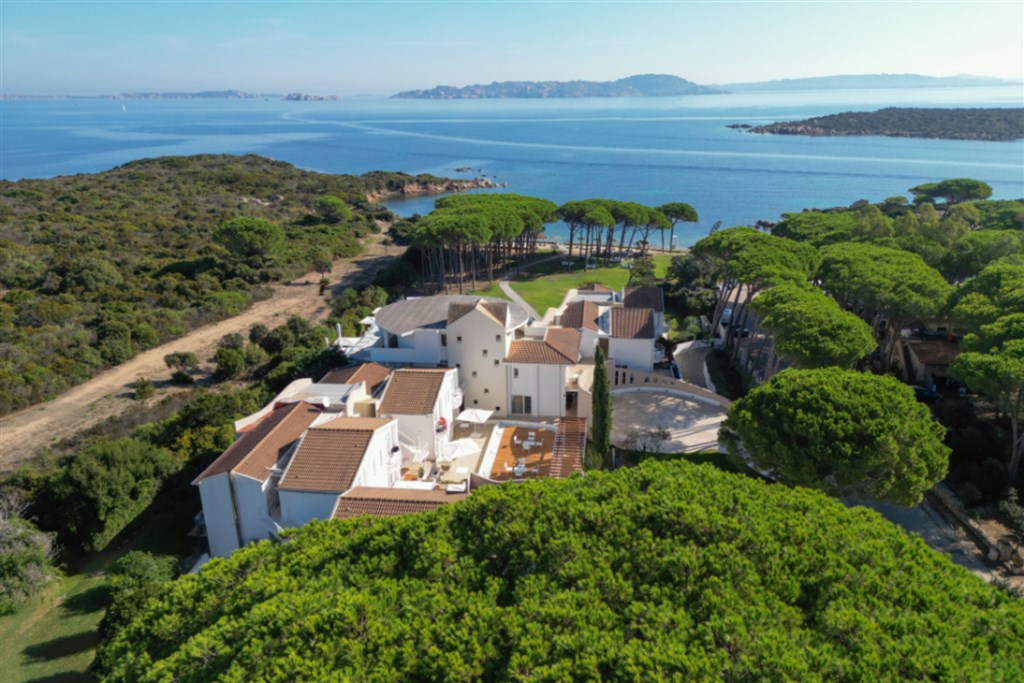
[440,438,482,462]
[456,408,494,424]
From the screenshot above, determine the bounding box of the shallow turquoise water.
[3,87,1021,245]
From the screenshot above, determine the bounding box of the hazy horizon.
[3,1,1022,96]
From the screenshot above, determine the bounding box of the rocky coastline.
[731,107,1024,141]
[366,176,500,203]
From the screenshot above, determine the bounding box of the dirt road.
[0,237,403,472]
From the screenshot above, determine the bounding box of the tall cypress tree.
[591,344,612,463]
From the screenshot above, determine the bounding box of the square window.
[457,336,462,343]
[496,335,501,342]
[472,371,477,378]
[496,406,500,411]
[513,368,519,378]
[482,349,488,357]
[455,363,461,368]
[493,359,499,366]
[484,388,489,394]
[473,399,478,405]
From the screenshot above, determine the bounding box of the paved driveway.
[611,390,728,452]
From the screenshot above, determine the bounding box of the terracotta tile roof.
[507,329,579,365]
[319,363,391,394]
[611,307,655,339]
[550,417,587,479]
[545,328,582,362]
[578,283,614,293]
[332,487,467,520]
[448,299,508,326]
[278,418,393,493]
[560,300,600,331]
[378,369,449,415]
[906,339,960,366]
[193,402,322,485]
[623,287,665,312]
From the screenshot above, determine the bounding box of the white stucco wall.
[392,413,437,457]
[351,422,399,488]
[609,338,655,372]
[507,363,568,418]
[448,310,508,414]
[279,490,341,528]
[578,329,599,359]
[197,476,240,558]
[232,474,276,545]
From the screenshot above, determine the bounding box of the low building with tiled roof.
[610,308,659,371]
[192,401,324,557]
[505,329,583,418]
[623,286,667,335]
[278,416,400,527]
[899,337,961,390]
[332,487,467,521]
[378,368,460,461]
[559,300,601,332]
[622,287,665,313]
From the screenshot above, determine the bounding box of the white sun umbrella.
[456,408,494,424]
[440,438,482,463]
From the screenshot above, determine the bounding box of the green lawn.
[507,254,672,315]
[0,492,203,683]
[0,574,106,683]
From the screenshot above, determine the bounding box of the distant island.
[392,74,726,99]
[730,107,1024,141]
[717,73,1023,92]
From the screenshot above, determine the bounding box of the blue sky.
[3,1,1022,95]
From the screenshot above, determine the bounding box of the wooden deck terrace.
[489,425,556,481]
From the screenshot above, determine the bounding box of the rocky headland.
[732,107,1024,141]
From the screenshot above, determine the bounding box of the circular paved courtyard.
[610,390,728,453]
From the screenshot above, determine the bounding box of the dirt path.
[0,237,403,472]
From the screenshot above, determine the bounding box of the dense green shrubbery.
[95,461,1024,681]
[0,154,456,415]
[0,496,57,614]
[37,437,180,553]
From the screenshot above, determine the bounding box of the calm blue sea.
[2,87,1022,246]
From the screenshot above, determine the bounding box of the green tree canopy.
[909,178,993,205]
[816,242,953,365]
[950,262,1024,482]
[724,368,949,505]
[752,284,876,373]
[95,461,1024,682]
[942,229,1024,281]
[214,217,287,262]
[313,195,353,224]
[771,211,856,246]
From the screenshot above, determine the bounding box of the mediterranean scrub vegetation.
[0,154,461,414]
[95,461,1024,681]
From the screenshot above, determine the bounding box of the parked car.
[720,308,733,326]
[911,385,942,403]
